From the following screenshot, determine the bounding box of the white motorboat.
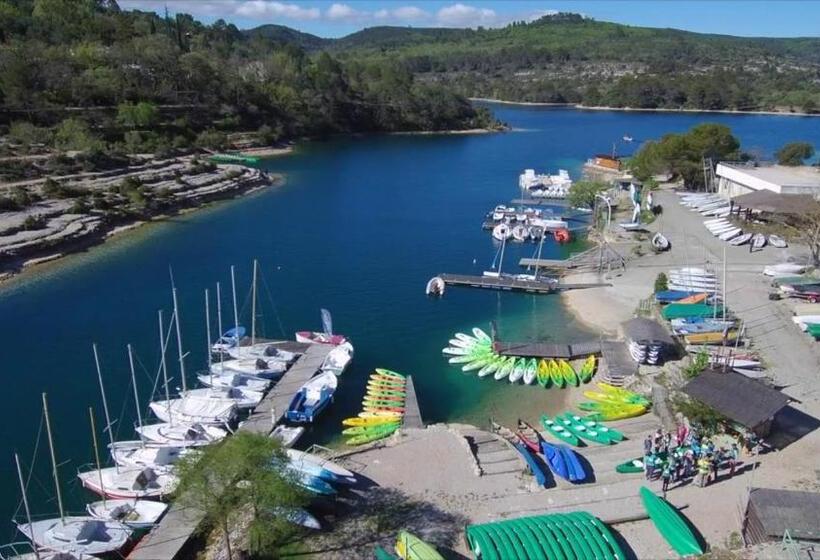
[285,372,338,423]
[320,342,354,376]
[0,543,81,560]
[511,225,528,242]
[149,394,237,425]
[198,371,269,392]
[87,499,169,529]
[492,223,512,241]
[77,466,177,500]
[271,425,304,448]
[15,518,130,557]
[769,235,788,248]
[226,344,296,362]
[136,422,228,447]
[109,440,189,470]
[211,358,287,379]
[425,276,445,296]
[763,263,806,276]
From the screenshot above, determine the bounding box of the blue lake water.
[1,105,819,534]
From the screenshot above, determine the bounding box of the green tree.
[567,180,607,209]
[776,142,815,166]
[174,432,307,560]
[116,101,159,129]
[53,118,102,152]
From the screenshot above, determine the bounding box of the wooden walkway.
[520,244,627,274]
[402,375,423,429]
[128,343,332,560]
[495,340,604,359]
[439,273,610,294]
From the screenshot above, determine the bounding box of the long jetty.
[129,342,333,560]
[438,273,610,294]
[495,340,604,359]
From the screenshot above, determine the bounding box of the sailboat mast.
[172,288,187,392]
[88,407,106,506]
[251,259,258,347]
[498,235,507,275]
[159,310,172,426]
[14,453,40,560]
[41,393,65,523]
[231,265,240,356]
[127,343,143,432]
[534,232,546,281]
[216,282,224,366]
[92,343,117,472]
[205,288,213,386]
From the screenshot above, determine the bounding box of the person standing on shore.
[661,464,672,497]
[728,443,739,477]
[644,435,653,456]
[697,456,710,487]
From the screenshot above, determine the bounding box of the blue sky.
[120,1,820,38]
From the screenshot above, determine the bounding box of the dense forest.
[251,13,820,113]
[0,0,496,159]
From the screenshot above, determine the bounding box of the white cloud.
[326,3,359,21]
[436,3,497,27]
[392,6,429,21]
[235,1,320,19]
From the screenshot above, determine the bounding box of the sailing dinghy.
[108,441,189,470]
[136,422,228,447]
[77,466,177,500]
[86,499,168,529]
[149,393,238,425]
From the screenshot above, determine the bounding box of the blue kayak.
[654,290,694,303]
[558,445,586,482]
[541,441,570,481]
[513,442,548,487]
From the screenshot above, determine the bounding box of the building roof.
[731,190,818,215]
[622,318,675,345]
[747,488,820,541]
[682,371,790,428]
[718,163,820,189]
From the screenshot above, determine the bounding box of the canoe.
[616,458,645,474]
[343,415,401,427]
[536,359,551,387]
[375,368,406,379]
[564,413,625,442]
[548,360,565,388]
[477,358,502,378]
[369,375,406,387]
[639,486,704,557]
[540,415,581,447]
[363,404,406,413]
[584,407,647,421]
[343,422,400,436]
[556,414,612,445]
[522,358,537,385]
[494,357,515,381]
[584,390,650,407]
[508,359,526,383]
[395,529,445,560]
[346,424,399,446]
[463,355,495,372]
[358,411,402,420]
[512,442,549,487]
[557,445,585,482]
[577,355,596,383]
[596,382,650,406]
[559,359,579,386]
[366,388,406,399]
[515,419,542,454]
[540,441,570,481]
[472,328,492,344]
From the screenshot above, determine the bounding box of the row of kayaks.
[493,419,585,484]
[342,369,407,445]
[443,328,596,387]
[540,412,625,447]
[576,384,651,421]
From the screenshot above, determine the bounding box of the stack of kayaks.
[640,486,704,557]
[515,419,586,483]
[491,420,551,487]
[577,382,650,421]
[342,369,406,445]
[443,328,597,388]
[465,511,627,560]
[395,530,444,560]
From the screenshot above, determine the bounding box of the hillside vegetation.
[250,13,820,113]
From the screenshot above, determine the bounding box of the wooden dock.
[402,375,423,429]
[520,244,627,274]
[438,273,610,294]
[495,340,604,359]
[128,343,333,560]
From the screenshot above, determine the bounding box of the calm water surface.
[1,105,819,532]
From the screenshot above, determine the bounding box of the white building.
[716,163,820,198]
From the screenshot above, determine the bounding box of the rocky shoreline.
[0,155,279,280]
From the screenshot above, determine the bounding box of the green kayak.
[615,458,645,474]
[556,413,613,445]
[395,530,444,560]
[558,359,579,386]
[564,412,625,442]
[346,424,399,446]
[376,368,406,379]
[540,414,581,446]
[343,422,400,436]
[548,360,565,388]
[639,486,704,557]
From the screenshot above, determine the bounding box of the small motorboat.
[87,499,168,529]
[181,386,263,410]
[511,224,528,242]
[729,232,753,246]
[108,440,189,470]
[295,331,348,345]
[271,425,304,448]
[769,235,788,248]
[211,326,245,352]
[285,372,338,423]
[320,342,354,376]
[425,276,445,296]
[554,228,571,243]
[651,232,670,251]
[751,233,767,250]
[77,466,177,500]
[136,422,228,447]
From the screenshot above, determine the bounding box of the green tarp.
[661,303,717,320]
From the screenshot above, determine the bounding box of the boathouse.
[682,371,790,436]
[742,488,820,545]
[716,162,820,198]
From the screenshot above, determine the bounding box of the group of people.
[641,424,745,497]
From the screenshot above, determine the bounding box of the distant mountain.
[243,24,329,50]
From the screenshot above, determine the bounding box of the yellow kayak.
[359,411,403,419]
[684,331,737,344]
[395,531,444,560]
[343,416,401,427]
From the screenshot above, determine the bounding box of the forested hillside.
[0,0,495,159]
[250,13,820,113]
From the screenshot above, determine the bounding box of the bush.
[654,273,668,293]
[567,180,607,209]
[195,129,227,150]
[683,350,710,379]
[42,178,87,199]
[0,196,19,211]
[672,395,727,435]
[9,121,51,150]
[11,186,38,207]
[53,118,103,153]
[22,215,47,229]
[776,142,815,166]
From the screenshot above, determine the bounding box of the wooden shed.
[743,488,820,545]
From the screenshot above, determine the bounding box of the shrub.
[22,215,47,229]
[195,129,227,150]
[654,273,668,293]
[672,395,727,435]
